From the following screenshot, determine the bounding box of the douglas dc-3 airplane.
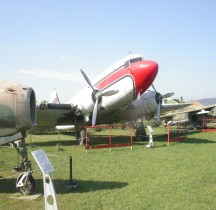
[36,53,189,144]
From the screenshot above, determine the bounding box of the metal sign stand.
[146,126,154,147]
[31,149,58,210]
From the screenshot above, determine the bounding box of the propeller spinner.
[80,69,119,126]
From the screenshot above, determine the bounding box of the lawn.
[1,128,216,210]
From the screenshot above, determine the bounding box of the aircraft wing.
[35,103,76,128]
[161,103,216,119]
[161,103,192,114]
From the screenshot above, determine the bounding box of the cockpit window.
[124,57,143,67]
[129,57,143,64]
[124,61,130,68]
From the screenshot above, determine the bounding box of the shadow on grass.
[178,138,215,144]
[28,131,216,148]
[55,179,128,194]
[152,132,216,144]
[27,139,79,147]
[87,135,132,146]
[0,178,128,194]
[0,177,18,194]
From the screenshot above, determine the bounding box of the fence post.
[168,124,170,145]
[109,127,112,152]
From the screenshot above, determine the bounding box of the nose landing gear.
[13,132,35,195]
[16,171,35,195]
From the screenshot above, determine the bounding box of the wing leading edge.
[161,103,192,114]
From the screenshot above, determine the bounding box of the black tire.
[17,174,35,195]
[75,130,80,140]
[135,126,147,141]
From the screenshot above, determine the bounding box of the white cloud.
[58,54,71,59]
[19,69,83,82]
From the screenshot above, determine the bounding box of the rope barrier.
[0,157,68,180]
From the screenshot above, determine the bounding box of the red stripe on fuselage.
[95,60,158,97]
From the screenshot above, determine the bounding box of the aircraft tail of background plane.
[49,89,76,132]
[50,88,60,104]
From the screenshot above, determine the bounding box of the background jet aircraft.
[36,53,189,144]
[163,102,216,129]
[0,81,36,145]
[0,80,36,194]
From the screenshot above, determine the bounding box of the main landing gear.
[133,121,147,141]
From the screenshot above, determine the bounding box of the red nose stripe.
[95,60,158,95]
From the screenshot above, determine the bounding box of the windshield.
[130,57,143,64]
[124,57,143,67]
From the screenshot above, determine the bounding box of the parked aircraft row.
[0,53,190,194]
[163,101,216,129]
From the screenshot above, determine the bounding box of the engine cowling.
[0,81,36,137]
[130,91,158,121]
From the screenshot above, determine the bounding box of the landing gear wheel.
[135,126,147,141]
[16,173,35,195]
[75,130,80,140]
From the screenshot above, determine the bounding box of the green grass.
[1,128,216,209]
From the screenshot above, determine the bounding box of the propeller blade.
[92,99,99,126]
[151,84,157,92]
[152,84,174,124]
[162,92,174,98]
[157,104,161,124]
[80,69,95,92]
[157,95,162,124]
[102,90,119,96]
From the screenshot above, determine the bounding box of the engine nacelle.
[131,91,158,121]
[0,81,36,137]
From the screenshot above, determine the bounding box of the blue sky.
[1,0,216,103]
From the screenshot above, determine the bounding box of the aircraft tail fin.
[50,88,60,104]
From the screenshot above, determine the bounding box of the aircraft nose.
[141,60,158,77]
[140,60,158,83]
[132,60,158,94]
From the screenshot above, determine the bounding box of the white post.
[43,174,58,210]
[32,150,58,210]
[146,126,153,147]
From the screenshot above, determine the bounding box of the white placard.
[31,149,54,174]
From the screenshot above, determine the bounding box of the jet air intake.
[0,81,36,137]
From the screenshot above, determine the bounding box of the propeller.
[152,84,174,124]
[80,69,119,126]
